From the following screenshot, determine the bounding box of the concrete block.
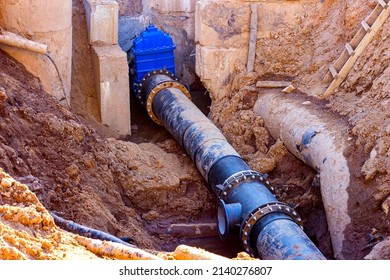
[144,0,197,14]
[195,1,250,48]
[197,46,247,99]
[83,0,119,44]
[91,45,131,135]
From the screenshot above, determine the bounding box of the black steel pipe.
[138,72,325,260]
[50,212,136,248]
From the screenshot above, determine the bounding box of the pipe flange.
[216,170,273,200]
[139,69,178,95]
[133,82,143,104]
[141,69,178,84]
[240,202,303,257]
[146,80,191,125]
[137,70,178,107]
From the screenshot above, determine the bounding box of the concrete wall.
[0,0,72,104]
[82,0,131,136]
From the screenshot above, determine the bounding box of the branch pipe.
[50,212,136,248]
[137,71,325,260]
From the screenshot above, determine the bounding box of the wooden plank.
[321,4,390,98]
[329,65,338,78]
[378,0,389,9]
[350,28,368,48]
[256,80,292,88]
[345,43,355,56]
[366,4,384,25]
[247,3,258,73]
[333,50,350,70]
[361,20,372,32]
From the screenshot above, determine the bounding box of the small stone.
[0,87,7,102]
[302,101,312,105]
[1,177,14,188]
[381,196,390,215]
[282,84,295,94]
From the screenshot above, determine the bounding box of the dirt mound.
[0,50,214,255]
[0,168,98,259]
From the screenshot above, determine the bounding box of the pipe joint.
[137,71,191,125]
[240,202,303,256]
[216,170,274,200]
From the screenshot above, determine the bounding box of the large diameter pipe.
[254,92,351,259]
[139,72,325,260]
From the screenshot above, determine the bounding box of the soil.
[0,169,99,260]
[0,0,389,260]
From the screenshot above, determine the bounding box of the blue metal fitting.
[217,200,242,239]
[131,24,176,91]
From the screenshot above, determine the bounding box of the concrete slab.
[144,0,197,14]
[83,0,118,44]
[91,44,131,135]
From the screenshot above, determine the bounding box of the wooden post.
[247,3,258,73]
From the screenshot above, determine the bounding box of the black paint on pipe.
[50,212,136,248]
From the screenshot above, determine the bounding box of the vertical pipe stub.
[217,200,242,239]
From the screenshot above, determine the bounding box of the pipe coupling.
[213,170,274,200]
[240,202,303,256]
[136,70,191,125]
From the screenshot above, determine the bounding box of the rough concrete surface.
[0,0,72,104]
[91,44,131,136]
[83,0,119,44]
